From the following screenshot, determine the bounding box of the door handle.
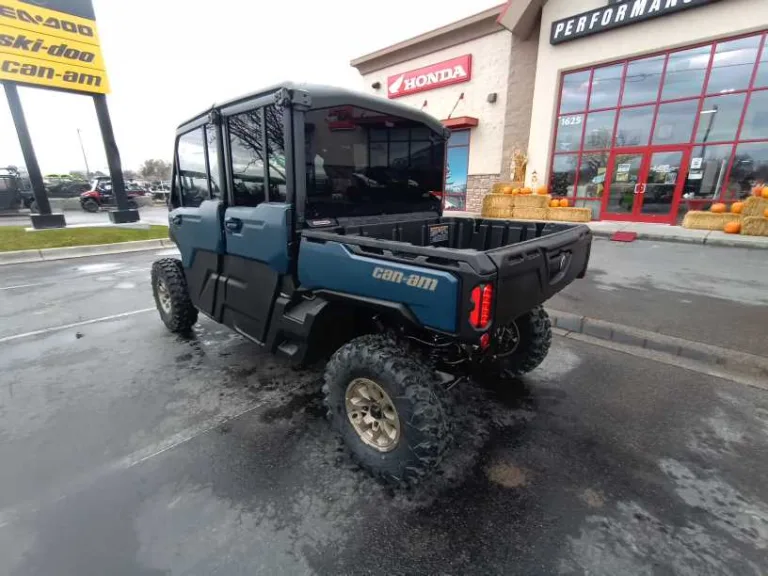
[225,218,243,232]
[171,214,182,225]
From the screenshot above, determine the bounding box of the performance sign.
[0,0,109,93]
[550,0,720,45]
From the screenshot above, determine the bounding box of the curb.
[588,227,768,250]
[547,309,768,382]
[0,238,176,266]
[447,211,768,249]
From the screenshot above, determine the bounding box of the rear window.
[304,106,446,220]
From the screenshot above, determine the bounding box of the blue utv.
[152,83,592,485]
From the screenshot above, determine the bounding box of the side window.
[177,128,209,208]
[205,124,222,200]
[265,104,287,202]
[228,110,266,207]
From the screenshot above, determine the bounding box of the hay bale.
[481,194,515,218]
[741,216,768,237]
[513,195,550,209]
[681,211,741,230]
[548,207,592,222]
[482,206,514,219]
[512,207,549,220]
[491,181,524,194]
[743,196,768,217]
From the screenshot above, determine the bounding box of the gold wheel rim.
[345,377,401,453]
[157,279,172,314]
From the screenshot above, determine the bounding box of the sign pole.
[3,82,66,229]
[93,94,139,223]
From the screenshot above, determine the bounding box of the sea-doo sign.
[550,0,720,45]
[387,54,471,99]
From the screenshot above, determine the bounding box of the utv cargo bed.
[302,215,591,328]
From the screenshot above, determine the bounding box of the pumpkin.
[512,188,521,195]
[710,203,727,213]
[520,187,533,195]
[723,221,741,234]
[753,185,764,197]
[731,201,744,214]
[764,208,768,218]
[559,198,569,208]
[762,186,768,199]
[501,185,514,195]
[550,199,560,208]
[536,186,549,195]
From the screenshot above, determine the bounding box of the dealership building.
[351,0,768,224]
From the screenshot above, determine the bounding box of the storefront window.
[728,142,768,197]
[560,71,590,113]
[706,36,761,94]
[755,44,768,88]
[589,64,623,110]
[555,114,584,152]
[739,90,768,141]
[550,31,768,221]
[445,130,469,211]
[652,100,698,145]
[576,153,609,199]
[662,46,711,101]
[694,93,747,143]
[621,56,665,106]
[583,110,616,150]
[615,105,654,147]
[550,154,578,197]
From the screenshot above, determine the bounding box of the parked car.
[0,170,22,211]
[151,83,593,486]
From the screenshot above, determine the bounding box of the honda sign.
[387,54,472,99]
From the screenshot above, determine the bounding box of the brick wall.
[466,174,501,213]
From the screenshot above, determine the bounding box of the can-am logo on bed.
[387,55,472,99]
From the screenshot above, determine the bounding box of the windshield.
[304,105,446,220]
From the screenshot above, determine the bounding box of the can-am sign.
[550,0,720,45]
[0,0,109,93]
[387,55,472,99]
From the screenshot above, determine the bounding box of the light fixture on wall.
[487,92,497,103]
[371,81,381,90]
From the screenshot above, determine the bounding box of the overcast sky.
[0,0,502,175]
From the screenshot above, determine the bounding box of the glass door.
[637,149,690,223]
[601,147,690,223]
[602,150,644,221]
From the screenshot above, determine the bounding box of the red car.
[80,177,141,212]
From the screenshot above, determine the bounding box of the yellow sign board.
[0,0,108,93]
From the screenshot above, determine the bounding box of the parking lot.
[1,249,768,575]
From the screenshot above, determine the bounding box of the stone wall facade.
[501,25,540,182]
[466,174,502,213]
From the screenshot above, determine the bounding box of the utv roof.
[176,81,447,137]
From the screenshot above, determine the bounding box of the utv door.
[169,125,225,319]
[219,104,292,344]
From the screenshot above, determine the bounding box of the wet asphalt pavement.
[549,238,768,356]
[1,250,768,575]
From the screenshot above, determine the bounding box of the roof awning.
[441,116,479,130]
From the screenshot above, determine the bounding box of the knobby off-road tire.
[323,334,452,486]
[151,258,198,333]
[81,198,99,212]
[488,306,552,377]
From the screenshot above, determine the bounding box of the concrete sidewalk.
[448,210,768,249]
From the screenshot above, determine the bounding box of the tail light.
[469,283,494,329]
